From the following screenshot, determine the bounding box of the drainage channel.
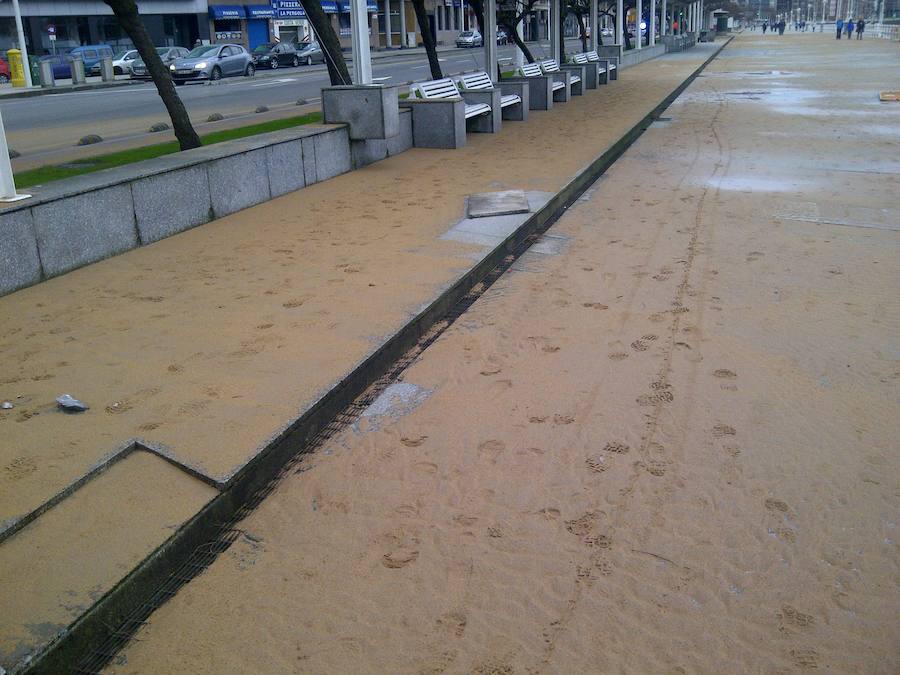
[25,37,732,675]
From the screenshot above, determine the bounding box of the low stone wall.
[621,44,668,67]
[0,110,413,297]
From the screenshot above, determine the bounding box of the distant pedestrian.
[856,19,865,38]
[846,19,854,37]
[762,21,768,33]
[778,20,786,35]
[835,18,843,38]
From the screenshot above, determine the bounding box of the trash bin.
[29,55,41,85]
[70,57,86,85]
[99,55,115,81]
[39,59,55,87]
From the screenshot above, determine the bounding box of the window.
[84,49,98,59]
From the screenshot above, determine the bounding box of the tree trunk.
[468,0,486,33]
[103,0,200,151]
[302,0,351,85]
[576,12,588,51]
[558,3,567,59]
[411,0,442,79]
[503,20,536,62]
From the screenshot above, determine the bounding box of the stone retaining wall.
[0,110,413,297]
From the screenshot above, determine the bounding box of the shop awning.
[209,4,247,19]
[246,4,276,17]
[337,0,379,11]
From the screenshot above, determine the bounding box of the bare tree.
[301,0,352,84]
[411,0,442,79]
[103,0,200,150]
[498,0,542,63]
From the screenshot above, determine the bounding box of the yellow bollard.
[7,48,26,87]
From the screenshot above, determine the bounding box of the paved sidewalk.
[0,42,723,670]
[107,33,900,673]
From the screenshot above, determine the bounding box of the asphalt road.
[4,41,572,167]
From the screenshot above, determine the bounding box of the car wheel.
[271,59,278,69]
[175,79,185,86]
[114,66,122,75]
[292,56,299,67]
[245,63,255,77]
[210,66,222,81]
[306,55,313,66]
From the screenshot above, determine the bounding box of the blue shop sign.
[337,0,379,12]
[272,0,307,17]
[246,4,277,17]
[209,4,247,18]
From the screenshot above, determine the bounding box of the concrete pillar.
[649,0,656,44]
[616,0,623,54]
[550,0,560,61]
[483,0,498,80]
[399,0,407,46]
[350,0,373,83]
[590,0,598,51]
[384,0,392,47]
[636,0,643,48]
[514,17,524,69]
[661,0,667,35]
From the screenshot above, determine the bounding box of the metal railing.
[867,23,900,40]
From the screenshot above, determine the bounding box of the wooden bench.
[539,58,585,96]
[456,71,529,122]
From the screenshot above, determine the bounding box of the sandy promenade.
[1,43,725,670]
[106,34,900,674]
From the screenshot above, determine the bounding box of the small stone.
[255,105,269,113]
[77,134,103,146]
[1,401,13,409]
[148,122,170,133]
[56,394,89,412]
[206,112,224,122]
[295,98,308,106]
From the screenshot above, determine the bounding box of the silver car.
[295,40,324,66]
[455,30,483,47]
[130,47,189,79]
[170,43,254,84]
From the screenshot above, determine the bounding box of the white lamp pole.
[350,0,373,82]
[0,108,29,202]
[12,0,33,88]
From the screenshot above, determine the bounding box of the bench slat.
[464,103,491,118]
[500,94,521,107]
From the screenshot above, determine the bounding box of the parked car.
[169,43,254,84]
[0,58,9,84]
[600,27,614,37]
[294,40,324,66]
[129,47,190,79]
[496,28,509,44]
[252,42,299,69]
[41,45,114,79]
[89,48,138,76]
[456,30,483,47]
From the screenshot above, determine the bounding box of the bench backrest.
[458,71,494,91]
[586,50,601,61]
[519,62,543,77]
[540,59,561,72]
[412,77,461,100]
[572,52,590,64]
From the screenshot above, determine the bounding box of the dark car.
[294,40,324,66]
[252,42,299,69]
[129,46,189,79]
[0,58,9,84]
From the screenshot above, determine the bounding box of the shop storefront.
[0,0,208,54]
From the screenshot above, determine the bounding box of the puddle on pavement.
[353,382,432,435]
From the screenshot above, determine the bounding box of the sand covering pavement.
[0,43,724,669]
[107,34,899,673]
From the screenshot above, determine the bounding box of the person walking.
[762,21,768,33]
[846,18,854,38]
[856,19,865,39]
[835,17,843,38]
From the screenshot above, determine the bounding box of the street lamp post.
[11,0,32,88]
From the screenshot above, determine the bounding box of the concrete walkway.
[104,33,899,673]
[0,41,724,671]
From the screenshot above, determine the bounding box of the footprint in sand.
[712,424,736,438]
[382,549,419,569]
[608,352,630,361]
[778,605,816,632]
[529,415,547,424]
[604,442,630,454]
[436,611,467,637]
[478,439,506,462]
[631,335,658,352]
[585,456,607,473]
[714,369,738,379]
[765,498,789,512]
[553,414,575,425]
[582,302,609,310]
[400,435,428,447]
[790,648,820,669]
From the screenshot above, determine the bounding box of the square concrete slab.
[467,190,530,218]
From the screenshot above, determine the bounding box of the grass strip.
[15,111,324,188]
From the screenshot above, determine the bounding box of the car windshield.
[253,43,276,53]
[187,45,219,57]
[113,50,132,59]
[460,31,474,37]
[155,47,171,55]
